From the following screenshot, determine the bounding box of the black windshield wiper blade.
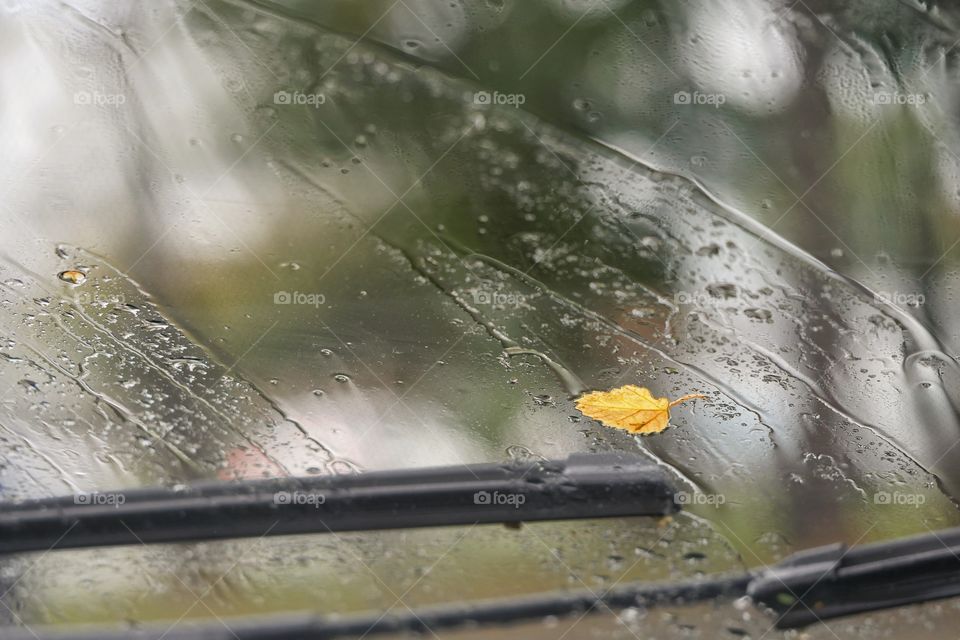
[1,574,753,640]
[0,452,676,554]
[748,524,960,628]
[9,524,960,639]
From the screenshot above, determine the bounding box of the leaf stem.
[668,393,707,408]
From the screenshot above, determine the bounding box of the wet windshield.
[2,0,960,636]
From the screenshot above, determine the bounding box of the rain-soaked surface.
[2,0,960,636]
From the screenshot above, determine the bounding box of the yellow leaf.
[575,385,706,435]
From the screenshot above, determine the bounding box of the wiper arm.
[749,524,960,628]
[0,453,676,554]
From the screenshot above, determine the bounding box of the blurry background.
[1,0,960,636]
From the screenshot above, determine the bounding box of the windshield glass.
[2,0,960,636]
